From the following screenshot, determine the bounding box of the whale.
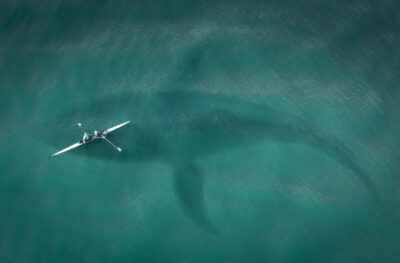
[40,89,377,233]
[40,40,377,233]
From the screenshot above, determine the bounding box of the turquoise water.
[1,1,400,262]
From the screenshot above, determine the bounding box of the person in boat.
[82,132,89,142]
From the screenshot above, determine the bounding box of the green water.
[1,1,400,262]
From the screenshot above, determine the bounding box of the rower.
[82,132,89,142]
[94,130,99,137]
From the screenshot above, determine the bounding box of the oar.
[102,136,122,152]
[77,122,86,133]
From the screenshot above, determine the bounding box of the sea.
[0,1,400,262]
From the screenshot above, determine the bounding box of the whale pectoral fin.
[173,162,218,234]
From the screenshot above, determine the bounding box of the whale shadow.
[38,30,377,234]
